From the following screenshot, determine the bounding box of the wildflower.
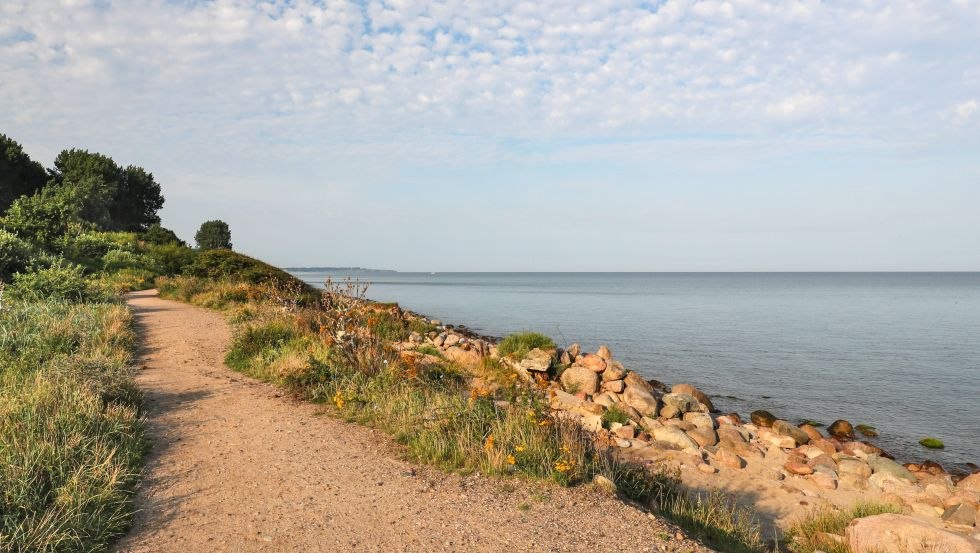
[538,418,552,427]
[506,454,516,465]
[332,391,345,409]
[560,444,570,454]
[554,460,572,473]
[484,434,495,452]
[515,445,526,453]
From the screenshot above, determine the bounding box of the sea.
[288,270,980,472]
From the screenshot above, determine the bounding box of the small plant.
[601,405,631,428]
[784,502,901,553]
[919,437,944,449]
[9,260,109,302]
[658,490,766,553]
[497,331,555,360]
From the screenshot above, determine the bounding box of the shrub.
[147,243,197,275]
[186,249,304,287]
[601,404,631,428]
[784,502,901,553]
[225,320,302,372]
[195,219,232,250]
[141,223,185,246]
[101,248,153,272]
[63,231,122,260]
[9,261,110,303]
[1,188,73,249]
[497,331,555,360]
[0,229,33,281]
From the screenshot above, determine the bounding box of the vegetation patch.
[497,331,555,360]
[919,437,944,449]
[783,501,901,553]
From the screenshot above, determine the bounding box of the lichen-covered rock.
[846,514,980,553]
[670,383,714,412]
[750,410,776,428]
[837,458,872,479]
[773,420,811,446]
[518,348,553,372]
[559,366,599,395]
[661,393,699,414]
[868,455,917,483]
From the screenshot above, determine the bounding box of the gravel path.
[116,290,714,553]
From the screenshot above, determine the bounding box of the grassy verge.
[783,502,901,553]
[0,296,146,552]
[158,266,773,553]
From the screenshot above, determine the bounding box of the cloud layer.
[2,0,979,269]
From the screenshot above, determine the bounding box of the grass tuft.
[783,501,901,553]
[497,331,555,360]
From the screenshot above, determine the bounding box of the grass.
[0,297,146,552]
[159,273,774,553]
[497,331,555,360]
[602,404,631,428]
[783,502,901,553]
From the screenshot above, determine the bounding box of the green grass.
[602,404,631,428]
[783,501,901,553]
[0,298,146,553]
[497,331,555,360]
[657,491,768,553]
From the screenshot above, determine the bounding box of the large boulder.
[601,360,627,381]
[518,348,553,372]
[868,455,917,483]
[773,420,811,446]
[957,472,980,492]
[671,383,714,412]
[828,419,854,439]
[443,346,482,368]
[650,425,699,451]
[601,379,625,393]
[559,366,600,395]
[683,412,716,431]
[623,371,654,393]
[596,345,613,360]
[575,354,607,373]
[846,514,979,553]
[622,384,659,417]
[688,427,718,448]
[661,393,700,414]
[750,410,776,428]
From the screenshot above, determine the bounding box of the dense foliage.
[195,219,232,250]
[0,133,49,214]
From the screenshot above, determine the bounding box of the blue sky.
[2,0,978,270]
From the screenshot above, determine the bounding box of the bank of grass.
[783,502,901,553]
[497,331,555,360]
[158,267,773,553]
[0,297,146,552]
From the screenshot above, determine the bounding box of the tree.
[0,134,49,214]
[51,148,122,228]
[109,165,164,231]
[195,220,232,250]
[0,187,74,249]
[141,223,185,246]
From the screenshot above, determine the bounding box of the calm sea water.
[289,271,980,471]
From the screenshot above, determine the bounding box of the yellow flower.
[538,418,552,427]
[332,391,345,409]
[484,434,495,452]
[560,445,570,454]
[515,445,526,453]
[506,454,516,465]
[554,460,572,473]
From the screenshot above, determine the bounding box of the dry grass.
[783,502,902,553]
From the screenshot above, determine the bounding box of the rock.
[837,458,872,479]
[671,383,715,412]
[846,514,980,553]
[868,455,917,483]
[433,334,445,347]
[622,384,659,417]
[688,428,719,448]
[712,448,746,469]
[784,460,814,475]
[750,410,776,428]
[579,412,603,432]
[810,471,838,490]
[716,413,741,426]
[443,346,482,368]
[665,419,696,431]
[601,379,625,393]
[623,372,654,393]
[759,429,796,449]
[443,333,461,347]
[773,420,811,446]
[430,319,442,326]
[942,503,976,527]
[698,463,717,474]
[559,366,600,395]
[614,425,637,439]
[683,412,716,431]
[566,343,581,360]
[659,404,680,419]
[551,390,586,411]
[575,354,607,373]
[409,331,423,344]
[841,441,882,459]
[717,426,749,446]
[661,393,699,414]
[762,468,785,481]
[651,425,700,451]
[596,345,612,360]
[601,360,627,381]
[592,474,617,496]
[558,350,572,365]
[840,473,869,491]
[639,416,662,433]
[593,392,618,408]
[828,419,854,439]
[956,473,980,492]
[811,439,837,456]
[800,424,823,442]
[518,348,553,373]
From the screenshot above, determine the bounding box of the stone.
[551,390,586,411]
[566,343,581,359]
[518,348,553,372]
[828,419,854,439]
[717,426,748,446]
[579,413,603,432]
[559,365,600,395]
[957,473,980,492]
[665,419,696,431]
[575,354,607,373]
[762,468,785,481]
[698,463,717,474]
[433,334,445,347]
[942,503,976,527]
[688,428,719,448]
[443,346,482,368]
[841,441,881,459]
[837,458,872,479]
[596,345,612,360]
[750,410,776,428]
[409,331,423,344]
[593,391,619,408]
[639,416,662,433]
[661,393,699,414]
[839,473,869,491]
[811,439,837,456]
[846,514,980,553]
[670,383,715,412]
[614,425,637,440]
[622,384,659,417]
[759,429,796,449]
[810,454,837,472]
[868,455,917,483]
[683,412,716,431]
[623,371,654,393]
[773,420,811,446]
[601,360,627,381]
[443,333,461,347]
[651,425,700,451]
[592,474,617,496]
[712,448,746,469]
[784,460,814,475]
[810,471,838,490]
[601,379,625,393]
[558,350,572,365]
[659,404,680,419]
[800,424,823,442]
[716,413,741,426]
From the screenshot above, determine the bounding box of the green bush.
[601,405,631,428]
[10,261,110,303]
[784,502,901,553]
[147,243,197,275]
[141,223,185,246]
[497,331,556,360]
[186,249,308,288]
[225,321,302,372]
[1,188,74,249]
[101,248,152,272]
[195,219,232,250]
[0,229,33,281]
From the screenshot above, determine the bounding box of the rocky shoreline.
[384,303,980,547]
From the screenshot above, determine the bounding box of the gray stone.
[518,348,553,372]
[651,425,700,451]
[661,393,700,414]
[867,455,916,483]
[773,420,811,446]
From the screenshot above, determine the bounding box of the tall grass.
[0,298,145,552]
[783,502,901,553]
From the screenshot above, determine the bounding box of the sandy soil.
[115,290,713,553]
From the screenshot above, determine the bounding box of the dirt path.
[117,290,712,553]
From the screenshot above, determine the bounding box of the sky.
[2,0,979,271]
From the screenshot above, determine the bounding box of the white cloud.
[952,99,978,124]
